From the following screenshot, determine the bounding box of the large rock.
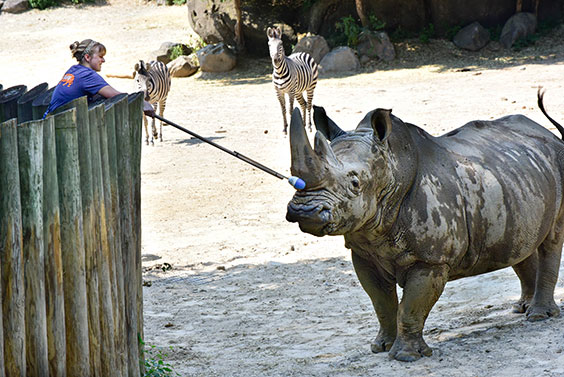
[167,54,199,78]
[319,46,360,74]
[500,12,537,49]
[453,22,490,51]
[2,0,28,13]
[196,43,237,73]
[187,0,237,47]
[149,42,193,65]
[356,31,395,61]
[292,35,330,65]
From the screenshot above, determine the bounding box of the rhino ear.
[313,106,346,141]
[371,109,392,143]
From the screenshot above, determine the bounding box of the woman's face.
[85,49,105,71]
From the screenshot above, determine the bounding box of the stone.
[2,0,28,13]
[453,22,490,51]
[167,54,199,78]
[292,35,330,65]
[500,12,537,49]
[319,46,360,73]
[356,31,395,61]
[149,42,193,65]
[196,43,237,73]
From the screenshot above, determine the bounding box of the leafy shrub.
[141,339,179,377]
[28,0,59,9]
[168,45,185,61]
[419,23,435,43]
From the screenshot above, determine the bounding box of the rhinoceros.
[285,90,564,362]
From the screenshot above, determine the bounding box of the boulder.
[500,12,537,49]
[453,22,490,51]
[196,43,237,72]
[150,42,193,65]
[167,54,199,78]
[356,31,395,61]
[292,35,330,65]
[187,0,237,47]
[319,46,360,74]
[2,0,28,13]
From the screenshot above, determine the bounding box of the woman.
[44,39,154,118]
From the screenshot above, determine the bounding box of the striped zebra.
[267,26,318,134]
[134,60,171,145]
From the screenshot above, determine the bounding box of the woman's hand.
[143,101,155,117]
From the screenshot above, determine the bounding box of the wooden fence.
[0,83,145,376]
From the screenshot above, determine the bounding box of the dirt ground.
[2,2,564,376]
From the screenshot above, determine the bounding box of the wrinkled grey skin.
[286,93,564,362]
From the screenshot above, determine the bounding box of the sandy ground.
[2,2,564,376]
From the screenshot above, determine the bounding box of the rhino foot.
[512,297,532,313]
[526,302,560,321]
[370,334,395,353]
[388,336,432,362]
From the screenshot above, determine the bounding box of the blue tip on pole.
[288,176,306,190]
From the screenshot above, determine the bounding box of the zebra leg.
[306,87,315,132]
[158,100,166,142]
[143,114,150,145]
[151,103,158,144]
[295,92,307,131]
[276,89,287,134]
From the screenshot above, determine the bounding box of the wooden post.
[53,108,90,376]
[88,103,116,376]
[56,96,102,375]
[31,87,55,121]
[17,119,49,376]
[0,263,4,377]
[0,119,24,377]
[42,115,67,376]
[17,83,48,124]
[128,92,144,364]
[114,95,141,377]
[0,85,27,122]
[104,94,128,376]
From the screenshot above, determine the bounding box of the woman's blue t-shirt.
[44,64,109,117]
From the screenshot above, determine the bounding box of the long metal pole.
[152,114,305,189]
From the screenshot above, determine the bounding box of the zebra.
[267,26,318,134]
[134,60,171,145]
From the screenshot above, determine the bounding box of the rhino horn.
[313,105,346,141]
[290,107,326,187]
[356,108,392,142]
[314,131,340,167]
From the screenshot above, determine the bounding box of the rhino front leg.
[512,252,537,313]
[526,237,562,321]
[389,264,449,362]
[351,252,398,353]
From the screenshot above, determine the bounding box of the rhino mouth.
[286,201,334,236]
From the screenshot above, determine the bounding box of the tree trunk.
[234,0,245,52]
[355,0,368,27]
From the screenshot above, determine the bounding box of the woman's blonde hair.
[70,39,106,62]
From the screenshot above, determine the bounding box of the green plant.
[445,25,461,40]
[368,14,386,31]
[140,339,179,377]
[419,23,435,43]
[168,45,185,61]
[28,0,58,9]
[335,15,362,47]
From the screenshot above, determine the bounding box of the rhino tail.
[538,87,564,140]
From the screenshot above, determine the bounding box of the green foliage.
[28,0,58,10]
[169,45,185,61]
[333,14,387,48]
[445,25,461,40]
[419,23,435,43]
[140,339,180,377]
[171,0,186,5]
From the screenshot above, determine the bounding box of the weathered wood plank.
[56,96,102,375]
[114,94,141,377]
[17,83,48,124]
[0,85,27,122]
[104,94,128,376]
[0,118,23,377]
[42,115,67,376]
[17,119,49,376]
[53,108,90,376]
[88,103,116,376]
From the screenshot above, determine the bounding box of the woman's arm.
[98,85,122,98]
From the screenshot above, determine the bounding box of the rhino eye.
[350,176,360,190]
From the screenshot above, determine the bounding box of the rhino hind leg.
[511,252,538,313]
[525,236,563,321]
